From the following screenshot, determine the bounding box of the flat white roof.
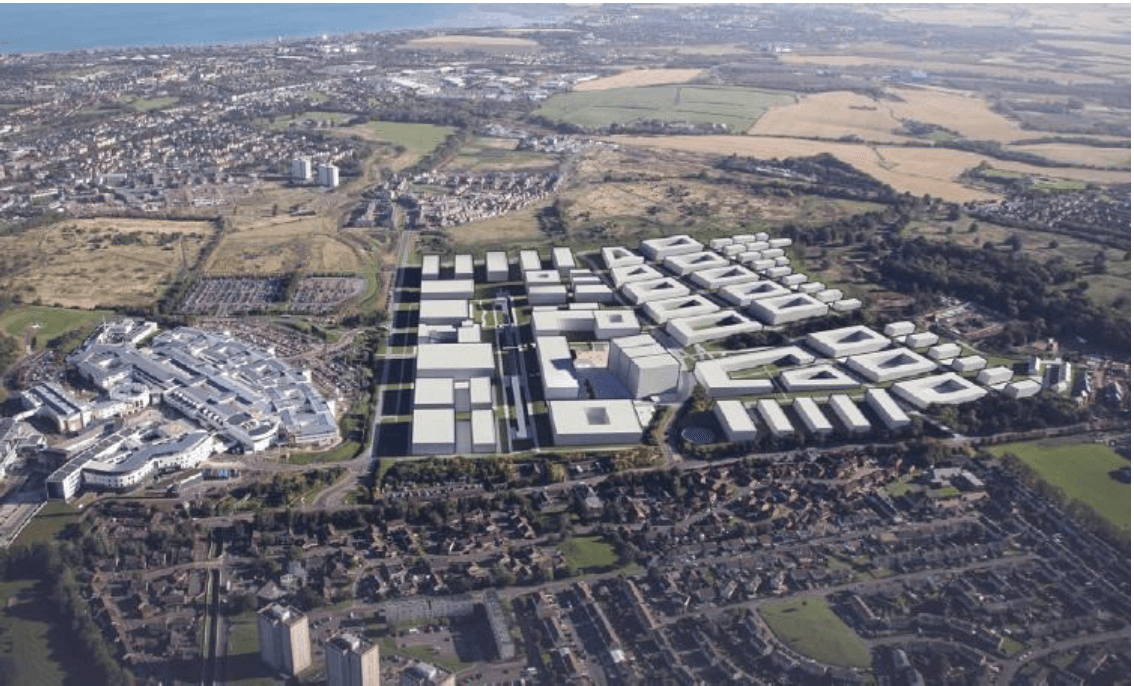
[865,388,910,429]
[927,342,963,361]
[420,279,475,299]
[892,372,987,409]
[884,321,916,337]
[714,400,757,438]
[602,246,645,269]
[622,278,691,304]
[415,377,455,407]
[644,294,720,324]
[748,292,829,324]
[663,251,731,275]
[417,343,494,374]
[778,364,860,392]
[548,399,643,438]
[552,247,576,269]
[471,408,496,448]
[419,299,470,322]
[485,251,508,270]
[845,348,938,383]
[793,397,833,434]
[412,408,455,445]
[519,250,542,272]
[610,263,664,288]
[536,336,580,398]
[829,394,871,433]
[454,254,473,273]
[720,280,791,306]
[805,325,890,358]
[756,399,794,436]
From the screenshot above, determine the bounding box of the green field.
[987,440,1130,535]
[759,596,872,669]
[0,580,82,685]
[260,110,357,130]
[13,502,82,546]
[362,121,454,158]
[126,96,180,112]
[559,536,618,571]
[536,85,795,132]
[226,613,275,686]
[0,306,112,352]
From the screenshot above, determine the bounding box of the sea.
[1,3,568,54]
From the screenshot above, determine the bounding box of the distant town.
[0,4,1128,686]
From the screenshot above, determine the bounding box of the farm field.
[609,135,1130,202]
[0,306,112,352]
[758,596,873,669]
[1005,143,1130,170]
[536,85,795,133]
[574,68,704,91]
[778,52,1113,86]
[987,440,1130,536]
[0,218,215,308]
[0,580,82,686]
[444,136,558,173]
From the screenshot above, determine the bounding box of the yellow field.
[881,5,1130,36]
[610,135,1132,203]
[0,219,214,308]
[403,35,539,49]
[1038,39,1131,60]
[888,87,1026,142]
[574,68,704,91]
[1007,143,1131,170]
[778,53,1112,86]
[748,91,909,143]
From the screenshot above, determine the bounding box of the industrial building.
[845,348,938,383]
[891,373,987,409]
[411,408,456,455]
[548,400,644,446]
[416,343,494,380]
[865,388,911,430]
[748,293,829,325]
[258,604,312,677]
[714,400,758,442]
[485,251,509,282]
[640,234,703,260]
[421,279,475,300]
[326,632,381,686]
[621,278,691,305]
[805,325,891,358]
[608,335,681,399]
[419,299,470,325]
[756,399,794,437]
[666,310,762,347]
[828,394,871,434]
[793,397,833,436]
[694,346,815,398]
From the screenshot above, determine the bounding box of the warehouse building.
[891,373,987,409]
[549,400,644,446]
[485,251,509,282]
[640,235,703,260]
[865,388,911,431]
[756,399,794,437]
[805,325,891,358]
[748,293,829,325]
[411,408,456,455]
[845,348,938,383]
[828,394,871,434]
[714,400,758,442]
[666,310,762,347]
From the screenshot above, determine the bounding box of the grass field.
[610,135,1130,202]
[259,110,357,131]
[125,96,180,112]
[0,218,215,308]
[403,34,540,49]
[987,440,1130,535]
[0,580,82,686]
[445,137,558,173]
[759,596,872,669]
[0,306,112,352]
[13,501,82,546]
[574,68,703,91]
[225,612,274,686]
[559,536,618,572]
[536,85,795,133]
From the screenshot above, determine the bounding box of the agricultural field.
[758,596,873,669]
[0,580,82,686]
[1005,143,1130,170]
[778,52,1114,87]
[987,440,1130,536]
[609,135,1130,203]
[443,136,559,173]
[536,85,795,133]
[0,218,215,308]
[574,68,704,91]
[0,306,112,352]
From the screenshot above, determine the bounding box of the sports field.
[0,306,111,352]
[560,536,618,572]
[987,440,1130,535]
[759,596,872,669]
[536,85,795,133]
[0,580,82,686]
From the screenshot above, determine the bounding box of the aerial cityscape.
[0,3,1129,686]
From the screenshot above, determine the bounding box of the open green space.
[987,440,1130,535]
[0,579,83,686]
[125,96,180,112]
[759,596,872,669]
[259,110,356,130]
[536,85,795,132]
[559,536,618,571]
[361,121,454,158]
[226,612,275,686]
[13,501,81,546]
[0,306,112,352]
[289,440,361,465]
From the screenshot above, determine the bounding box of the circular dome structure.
[681,426,716,445]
